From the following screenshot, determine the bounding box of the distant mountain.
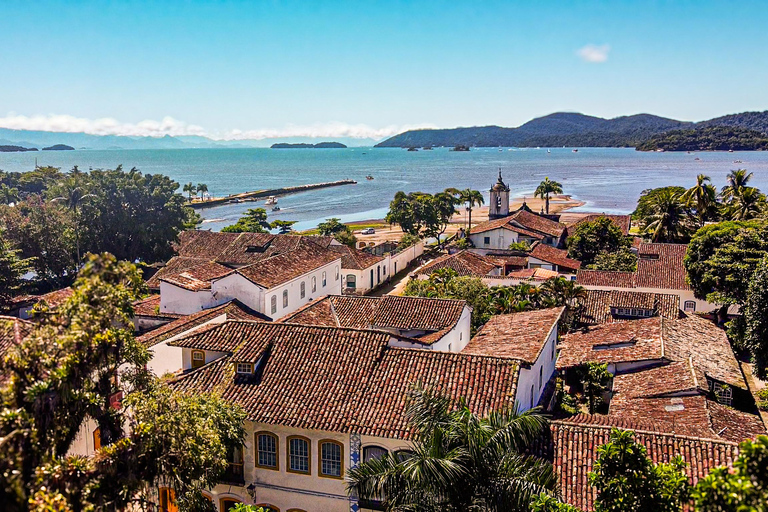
[636,126,768,152]
[0,145,38,152]
[375,111,768,149]
[42,144,75,151]
[271,141,347,149]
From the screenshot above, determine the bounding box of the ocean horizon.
[2,146,767,232]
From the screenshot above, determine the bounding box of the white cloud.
[0,113,432,141]
[577,44,610,63]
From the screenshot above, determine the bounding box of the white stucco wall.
[514,318,559,413]
[211,273,265,313]
[147,313,232,376]
[261,258,343,318]
[159,281,215,315]
[469,228,518,250]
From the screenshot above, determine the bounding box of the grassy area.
[298,221,389,235]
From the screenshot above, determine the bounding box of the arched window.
[287,436,311,474]
[191,350,205,369]
[346,275,356,289]
[311,276,317,292]
[300,281,306,299]
[322,271,327,287]
[287,509,306,512]
[255,431,279,470]
[363,445,388,462]
[220,498,242,512]
[335,265,340,280]
[256,505,280,512]
[282,290,288,308]
[684,300,696,312]
[319,440,344,478]
[158,487,178,512]
[271,295,277,314]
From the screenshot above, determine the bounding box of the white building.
[469,208,567,250]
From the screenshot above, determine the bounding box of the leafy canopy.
[567,217,630,266]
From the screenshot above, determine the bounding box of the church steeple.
[489,168,510,220]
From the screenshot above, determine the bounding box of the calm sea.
[2,147,767,232]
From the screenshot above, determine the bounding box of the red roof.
[529,243,581,271]
[416,251,499,277]
[576,270,636,288]
[132,294,183,319]
[329,244,384,270]
[472,210,566,239]
[576,289,681,325]
[234,245,341,289]
[158,261,232,291]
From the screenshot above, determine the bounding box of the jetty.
[188,179,357,209]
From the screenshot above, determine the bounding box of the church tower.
[489,169,510,220]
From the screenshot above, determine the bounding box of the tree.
[535,178,563,215]
[726,186,766,221]
[509,241,531,251]
[588,248,638,272]
[692,435,768,511]
[386,191,419,235]
[405,272,490,333]
[681,174,718,226]
[639,188,692,243]
[183,181,197,201]
[197,183,209,201]
[318,218,357,247]
[0,253,246,512]
[270,219,297,234]
[530,494,583,512]
[743,255,768,379]
[567,217,630,266]
[0,228,32,308]
[385,190,459,242]
[721,169,754,203]
[347,385,558,512]
[0,184,19,205]
[49,178,96,265]
[222,208,271,233]
[540,277,587,309]
[589,428,690,512]
[577,362,612,415]
[458,188,484,233]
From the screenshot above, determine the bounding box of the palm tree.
[721,169,753,203]
[458,188,484,233]
[51,183,96,265]
[681,174,717,226]
[0,184,19,205]
[347,385,558,511]
[641,188,691,243]
[197,183,209,201]
[534,178,563,215]
[727,186,766,220]
[540,277,587,308]
[183,182,197,202]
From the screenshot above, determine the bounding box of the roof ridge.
[551,418,740,446]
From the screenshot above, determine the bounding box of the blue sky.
[1,0,767,140]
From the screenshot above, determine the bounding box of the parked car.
[361,228,375,235]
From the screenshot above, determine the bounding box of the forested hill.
[636,126,768,152]
[375,111,768,148]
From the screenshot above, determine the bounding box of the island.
[0,145,38,152]
[42,144,75,151]
[636,126,768,152]
[271,142,347,149]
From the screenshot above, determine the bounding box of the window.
[460,332,463,341]
[220,498,242,512]
[484,236,491,245]
[715,384,733,406]
[346,275,356,289]
[322,271,327,287]
[287,436,310,474]
[363,445,388,462]
[158,487,178,512]
[684,300,696,312]
[539,366,543,388]
[224,445,244,483]
[383,266,386,276]
[271,295,277,314]
[335,265,340,280]
[319,440,343,478]
[530,384,535,409]
[551,339,556,360]
[192,350,205,369]
[312,276,317,292]
[255,505,280,512]
[448,343,452,352]
[236,362,253,374]
[394,449,414,462]
[282,290,288,308]
[287,509,306,512]
[256,432,279,469]
[93,427,101,451]
[300,281,306,299]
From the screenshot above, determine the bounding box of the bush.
[757,388,768,411]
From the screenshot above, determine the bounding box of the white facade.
[469,228,519,251]
[579,283,716,315]
[384,305,472,353]
[514,318,559,413]
[344,242,425,295]
[159,281,215,315]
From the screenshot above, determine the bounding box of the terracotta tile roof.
[36,287,74,308]
[0,315,33,359]
[234,245,341,289]
[169,321,520,438]
[636,243,690,290]
[576,270,636,288]
[557,317,664,369]
[463,307,564,365]
[508,267,561,281]
[146,256,211,289]
[541,419,741,511]
[529,243,581,271]
[132,295,183,319]
[329,244,384,270]
[576,289,681,325]
[707,400,768,443]
[472,210,566,240]
[416,251,499,277]
[176,230,240,260]
[215,232,306,266]
[662,315,745,390]
[158,261,232,291]
[136,300,267,348]
[567,214,632,236]
[279,295,467,341]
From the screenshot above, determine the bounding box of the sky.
[1,0,768,140]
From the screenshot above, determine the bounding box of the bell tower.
[489,169,510,220]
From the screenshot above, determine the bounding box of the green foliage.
[587,248,638,272]
[454,188,484,233]
[0,227,32,308]
[183,181,197,201]
[405,270,490,333]
[567,217,630,266]
[634,187,693,243]
[454,237,472,249]
[509,241,531,251]
[692,435,768,511]
[397,233,421,251]
[222,208,271,233]
[684,220,768,306]
[554,377,579,416]
[386,189,460,242]
[577,363,612,415]
[347,385,557,512]
[681,174,718,225]
[535,178,564,214]
[589,429,690,512]
[0,253,245,512]
[230,506,267,512]
[636,126,768,152]
[756,388,768,412]
[270,219,296,234]
[530,493,583,512]
[743,255,768,379]
[317,218,357,247]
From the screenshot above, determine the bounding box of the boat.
[734,160,743,163]
[366,175,374,180]
[265,196,277,205]
[272,205,281,211]
[547,149,551,153]
[694,157,701,161]
[572,149,578,153]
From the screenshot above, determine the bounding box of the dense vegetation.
[0,165,199,291]
[0,145,37,152]
[270,142,347,148]
[636,126,768,151]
